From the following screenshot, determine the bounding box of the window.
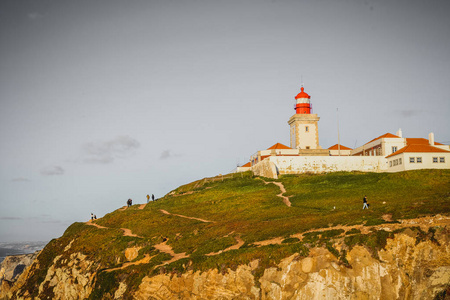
[433,157,438,163]
[305,126,309,132]
[440,157,445,163]
[306,146,310,149]
[417,157,422,163]
[389,161,392,167]
[399,158,402,165]
[410,157,415,163]
[392,146,397,153]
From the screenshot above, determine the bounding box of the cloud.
[27,12,43,20]
[11,177,31,182]
[398,109,421,118]
[81,136,140,164]
[159,150,181,160]
[0,217,22,220]
[40,166,65,176]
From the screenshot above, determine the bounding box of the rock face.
[134,232,450,299]
[0,251,39,295]
[0,245,97,300]
[2,226,449,299]
[36,252,96,300]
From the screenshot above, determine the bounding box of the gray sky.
[1,0,449,242]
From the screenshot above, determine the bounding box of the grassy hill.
[18,170,450,298]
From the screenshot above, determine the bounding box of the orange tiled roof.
[366,133,400,144]
[328,144,352,150]
[386,144,450,158]
[241,162,251,168]
[267,143,292,150]
[406,138,443,146]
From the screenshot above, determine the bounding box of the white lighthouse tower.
[288,85,327,155]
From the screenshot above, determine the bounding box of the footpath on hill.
[261,179,292,207]
[159,209,214,223]
[85,185,450,272]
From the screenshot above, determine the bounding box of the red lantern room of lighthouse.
[294,86,311,114]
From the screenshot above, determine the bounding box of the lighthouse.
[288,85,322,150]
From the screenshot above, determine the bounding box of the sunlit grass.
[26,169,450,299]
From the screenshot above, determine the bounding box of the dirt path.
[153,239,188,266]
[85,221,107,229]
[85,221,142,238]
[121,228,142,238]
[253,237,284,247]
[160,209,215,223]
[261,180,291,207]
[138,204,146,210]
[252,215,450,247]
[105,254,155,272]
[205,236,245,256]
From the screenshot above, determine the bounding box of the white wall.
[402,152,450,171]
[382,138,407,156]
[267,156,388,175]
[251,153,449,178]
[351,137,406,156]
[385,155,406,172]
[252,158,279,179]
[296,122,318,150]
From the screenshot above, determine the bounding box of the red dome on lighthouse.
[294,86,312,114]
[295,87,310,100]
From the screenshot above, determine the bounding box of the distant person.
[94,215,97,220]
[91,213,94,221]
[363,196,369,209]
[152,194,155,201]
[127,199,132,207]
[147,194,150,203]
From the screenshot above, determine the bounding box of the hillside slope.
[2,170,450,299]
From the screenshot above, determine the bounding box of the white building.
[239,85,449,178]
[386,144,450,172]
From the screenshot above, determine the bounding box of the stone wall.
[251,158,278,179]
[252,156,388,178]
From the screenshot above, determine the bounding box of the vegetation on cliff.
[7,169,450,299]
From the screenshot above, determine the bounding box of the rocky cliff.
[2,217,449,299]
[0,252,39,296]
[2,171,449,299]
[135,223,450,300]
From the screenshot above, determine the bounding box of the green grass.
[24,169,450,298]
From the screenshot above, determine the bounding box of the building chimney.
[428,132,435,145]
[396,128,402,138]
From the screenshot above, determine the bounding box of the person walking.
[91,213,94,221]
[127,199,132,207]
[147,194,150,203]
[363,196,369,209]
[152,194,155,201]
